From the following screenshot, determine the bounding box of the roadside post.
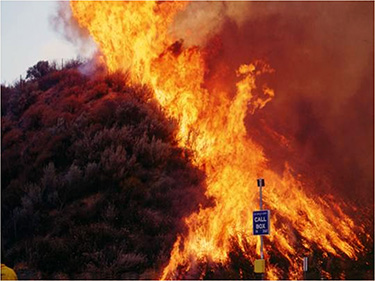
[253,178,270,279]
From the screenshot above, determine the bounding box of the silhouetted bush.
[1,62,206,279]
[26,61,55,80]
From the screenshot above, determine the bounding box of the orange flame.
[70,1,365,279]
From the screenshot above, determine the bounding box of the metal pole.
[260,185,264,259]
[259,183,264,280]
[256,178,265,280]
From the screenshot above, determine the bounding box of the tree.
[26,61,53,80]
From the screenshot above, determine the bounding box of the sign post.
[253,178,270,279]
[256,178,267,260]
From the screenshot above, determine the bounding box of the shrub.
[1,62,205,278]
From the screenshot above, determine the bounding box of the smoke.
[170,2,251,46]
[171,2,374,205]
[50,2,97,59]
[57,1,373,205]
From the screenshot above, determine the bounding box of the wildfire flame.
[70,1,366,279]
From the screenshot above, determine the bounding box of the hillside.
[1,61,207,279]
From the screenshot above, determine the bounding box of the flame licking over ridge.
[70,1,366,279]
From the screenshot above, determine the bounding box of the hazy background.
[170,1,374,206]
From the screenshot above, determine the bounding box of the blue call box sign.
[253,210,270,235]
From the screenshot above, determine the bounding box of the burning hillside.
[1,1,373,280]
[68,1,373,280]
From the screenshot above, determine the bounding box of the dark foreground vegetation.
[1,60,207,279]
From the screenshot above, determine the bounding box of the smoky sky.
[171,2,374,206]
[50,2,97,56]
[61,1,374,206]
